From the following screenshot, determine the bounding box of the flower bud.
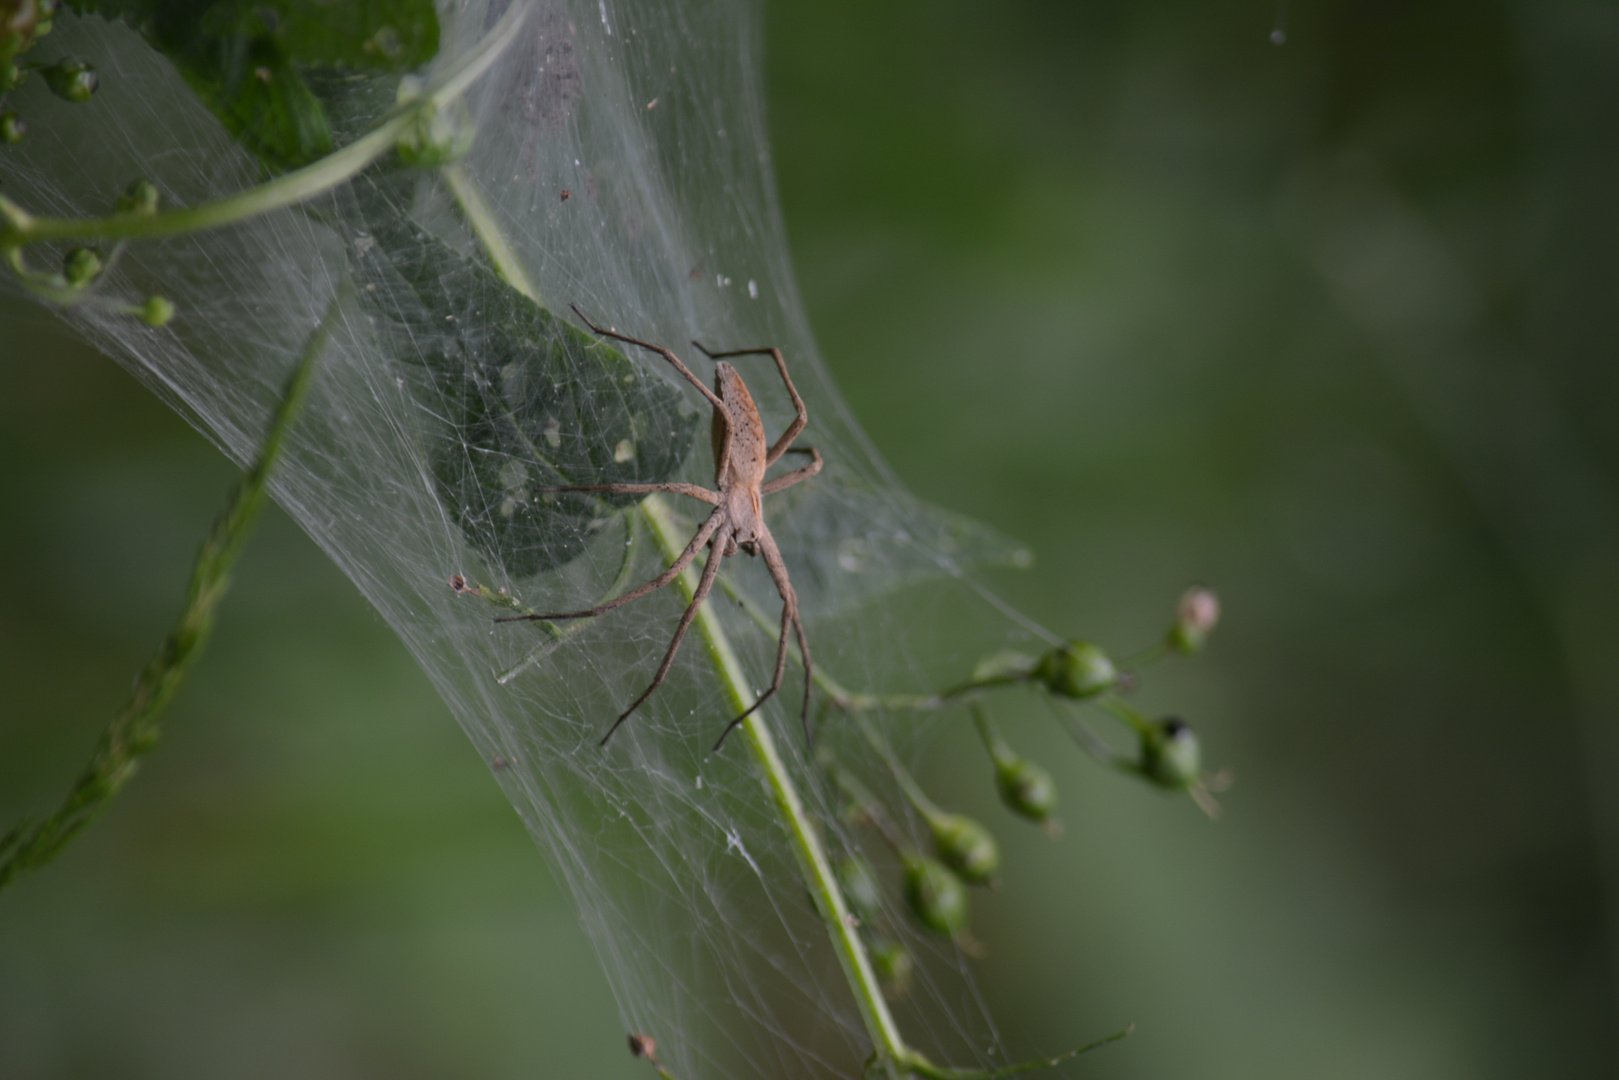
[1168,585,1220,654]
[43,57,97,103]
[61,245,101,286]
[995,756,1058,823]
[904,855,968,938]
[1,64,20,92]
[116,178,159,215]
[1140,717,1201,789]
[138,294,175,327]
[929,812,999,885]
[836,855,882,922]
[1036,641,1117,699]
[0,111,25,144]
[867,934,914,998]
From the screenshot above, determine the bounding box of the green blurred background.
[5,1,1619,1076]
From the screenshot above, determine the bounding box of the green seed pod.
[929,812,999,885]
[43,57,97,102]
[995,756,1058,823]
[0,111,25,144]
[1140,717,1201,789]
[1168,585,1220,654]
[138,294,175,327]
[1,64,21,93]
[836,855,883,922]
[1036,640,1117,699]
[116,179,159,215]
[904,855,968,938]
[61,245,101,286]
[867,934,914,998]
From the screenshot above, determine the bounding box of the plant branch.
[0,285,342,892]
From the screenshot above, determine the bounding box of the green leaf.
[66,0,438,168]
[348,175,701,580]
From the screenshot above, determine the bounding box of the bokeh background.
[5,1,1619,1076]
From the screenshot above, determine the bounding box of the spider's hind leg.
[710,590,792,753]
[599,525,729,746]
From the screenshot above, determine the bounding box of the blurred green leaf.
[67,0,438,168]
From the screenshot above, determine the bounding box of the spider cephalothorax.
[504,306,822,750]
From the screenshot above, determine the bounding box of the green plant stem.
[639,495,911,1080]
[0,1,531,250]
[889,1025,1133,1080]
[441,163,540,304]
[0,286,340,891]
[971,705,1013,767]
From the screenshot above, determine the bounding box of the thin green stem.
[849,710,953,830]
[971,704,1015,768]
[639,495,909,1080]
[890,1024,1133,1080]
[0,285,342,892]
[0,2,532,249]
[1093,694,1156,738]
[442,162,542,304]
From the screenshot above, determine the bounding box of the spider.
[503,305,823,751]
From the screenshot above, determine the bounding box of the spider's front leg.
[532,481,720,506]
[499,509,725,624]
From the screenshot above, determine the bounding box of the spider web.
[2,4,1062,1076]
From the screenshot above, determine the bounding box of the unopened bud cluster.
[2,1,84,148]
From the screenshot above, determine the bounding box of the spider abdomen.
[712,361,768,490]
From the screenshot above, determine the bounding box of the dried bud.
[61,245,101,286]
[43,57,97,102]
[627,1033,657,1059]
[1140,717,1201,789]
[837,855,883,922]
[138,294,175,327]
[1036,641,1117,699]
[929,812,999,885]
[0,110,24,143]
[116,178,159,215]
[1169,585,1220,654]
[904,855,968,938]
[995,756,1058,823]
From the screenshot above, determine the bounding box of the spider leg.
[760,447,822,496]
[534,482,721,505]
[792,608,813,746]
[600,526,730,746]
[711,526,810,751]
[499,509,724,623]
[710,580,792,753]
[692,341,807,466]
[572,305,727,413]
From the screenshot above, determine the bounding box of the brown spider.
[503,305,823,751]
